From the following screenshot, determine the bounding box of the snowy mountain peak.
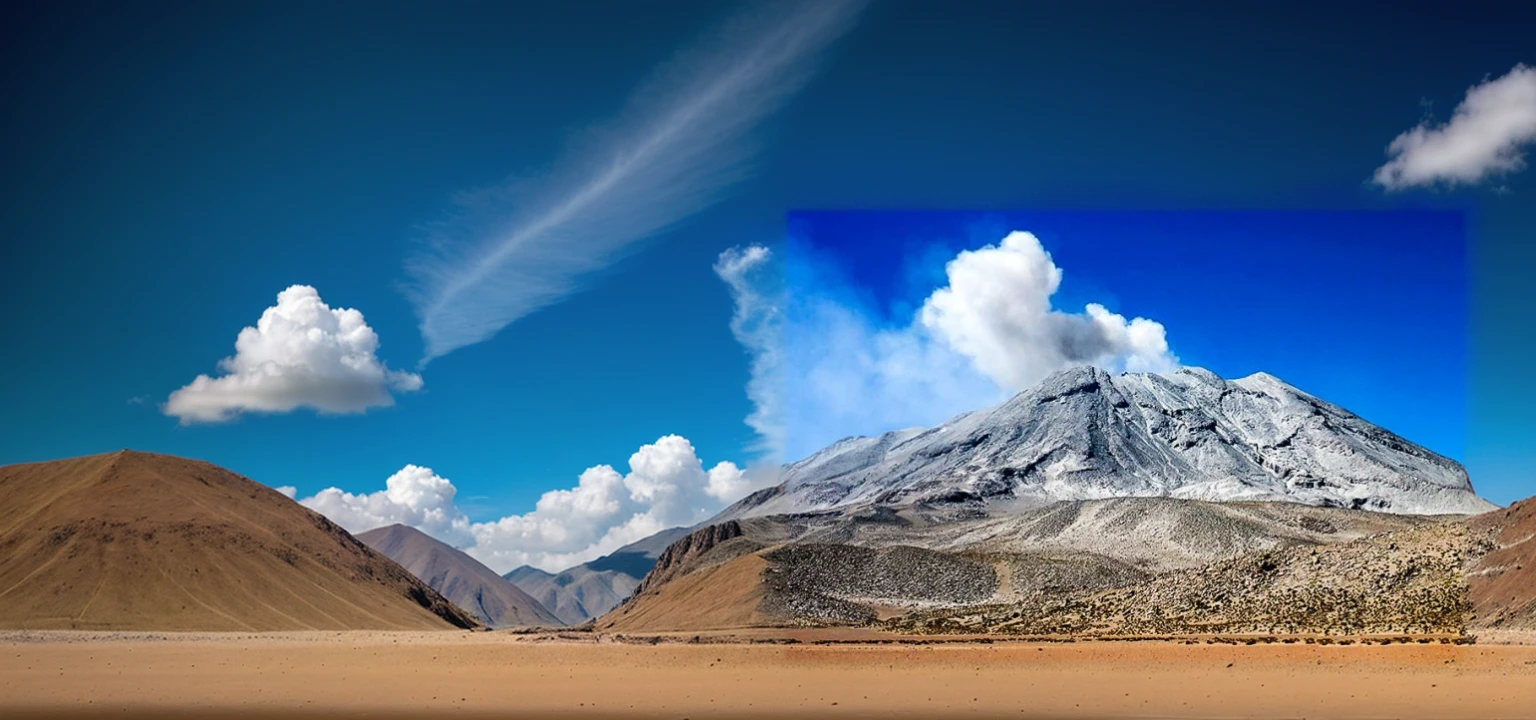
[721,366,1494,521]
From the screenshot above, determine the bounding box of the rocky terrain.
[721,366,1494,520]
[608,491,1536,639]
[601,497,1457,633]
[892,521,1483,637]
[359,524,560,628]
[0,451,478,631]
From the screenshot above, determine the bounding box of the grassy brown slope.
[0,450,478,631]
[1468,496,1536,629]
[597,553,770,632]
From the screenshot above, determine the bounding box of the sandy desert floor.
[4,630,1536,719]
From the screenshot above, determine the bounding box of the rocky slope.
[608,494,1535,638]
[893,521,1484,637]
[721,367,1494,520]
[358,524,560,628]
[1466,496,1536,630]
[0,451,478,631]
[600,497,1446,632]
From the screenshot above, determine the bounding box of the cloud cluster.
[295,435,772,573]
[164,285,422,424]
[724,231,1179,460]
[407,0,866,362]
[1374,64,1536,190]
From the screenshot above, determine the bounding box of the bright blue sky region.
[2,0,1533,513]
[786,210,1468,463]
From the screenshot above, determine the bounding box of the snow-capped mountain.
[722,366,1495,519]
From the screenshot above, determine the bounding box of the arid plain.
[5,630,1536,719]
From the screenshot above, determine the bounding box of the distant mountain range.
[720,366,1494,520]
[358,524,560,628]
[505,527,690,624]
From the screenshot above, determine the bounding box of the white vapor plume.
[714,245,785,460]
[1374,64,1536,190]
[408,1,866,362]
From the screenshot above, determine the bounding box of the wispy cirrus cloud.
[407,1,866,362]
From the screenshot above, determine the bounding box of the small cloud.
[126,396,148,406]
[1374,64,1536,190]
[274,486,297,499]
[163,285,422,424]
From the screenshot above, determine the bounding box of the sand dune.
[0,451,477,631]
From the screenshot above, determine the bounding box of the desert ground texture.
[4,630,1536,719]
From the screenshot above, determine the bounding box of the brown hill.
[0,450,478,631]
[358,524,561,628]
[1467,496,1536,629]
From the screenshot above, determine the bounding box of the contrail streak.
[407,0,866,362]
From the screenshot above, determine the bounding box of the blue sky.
[2,1,1533,568]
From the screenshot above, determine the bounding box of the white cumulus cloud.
[727,231,1179,460]
[295,435,773,573]
[164,285,422,424]
[1374,64,1536,190]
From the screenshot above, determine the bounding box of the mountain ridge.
[719,366,1493,521]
